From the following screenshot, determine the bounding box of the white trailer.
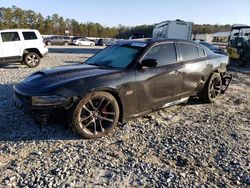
[153,20,193,40]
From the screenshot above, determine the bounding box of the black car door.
[135,42,183,112]
[177,42,211,98]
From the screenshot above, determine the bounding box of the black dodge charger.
[14,39,231,139]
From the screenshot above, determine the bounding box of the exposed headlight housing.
[32,95,70,107]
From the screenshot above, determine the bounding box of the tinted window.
[198,47,206,57]
[143,43,176,65]
[178,43,199,60]
[1,32,20,42]
[22,32,37,40]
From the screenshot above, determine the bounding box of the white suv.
[0,29,48,68]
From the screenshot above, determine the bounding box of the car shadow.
[185,98,204,106]
[0,62,25,69]
[48,47,102,55]
[227,65,250,74]
[0,83,81,142]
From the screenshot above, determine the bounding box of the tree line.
[0,6,232,38]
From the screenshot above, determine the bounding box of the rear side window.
[1,32,20,42]
[198,47,206,57]
[178,43,199,60]
[22,32,37,40]
[143,43,177,65]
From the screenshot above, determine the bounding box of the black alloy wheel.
[199,73,222,103]
[70,92,120,139]
[208,74,222,100]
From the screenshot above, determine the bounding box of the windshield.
[240,28,250,39]
[85,44,144,69]
[230,29,240,40]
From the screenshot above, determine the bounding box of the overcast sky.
[1,0,250,26]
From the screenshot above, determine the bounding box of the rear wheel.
[70,91,120,139]
[64,41,69,46]
[24,52,40,68]
[199,73,222,103]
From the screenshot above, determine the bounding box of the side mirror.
[141,59,158,68]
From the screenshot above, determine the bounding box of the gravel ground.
[0,47,249,188]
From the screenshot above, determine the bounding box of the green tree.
[0,6,232,37]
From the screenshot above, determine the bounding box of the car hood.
[15,64,124,96]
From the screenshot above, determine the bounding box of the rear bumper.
[41,48,49,57]
[41,51,48,57]
[221,73,232,94]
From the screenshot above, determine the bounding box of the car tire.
[199,73,222,103]
[47,41,52,46]
[78,43,82,46]
[64,42,69,46]
[24,52,40,68]
[90,43,95,46]
[70,91,120,139]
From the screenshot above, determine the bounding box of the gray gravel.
[0,47,249,188]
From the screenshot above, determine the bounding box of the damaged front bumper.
[14,92,69,125]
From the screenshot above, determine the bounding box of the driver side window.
[143,43,177,66]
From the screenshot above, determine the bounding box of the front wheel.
[24,52,40,68]
[70,91,120,139]
[199,73,222,103]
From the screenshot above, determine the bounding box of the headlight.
[32,95,70,106]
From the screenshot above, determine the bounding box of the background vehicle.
[153,19,193,40]
[97,38,116,46]
[198,41,227,55]
[73,38,95,46]
[45,35,71,46]
[227,24,250,66]
[0,29,48,68]
[14,39,231,139]
[70,36,85,44]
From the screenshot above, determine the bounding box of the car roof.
[232,24,250,29]
[120,38,201,46]
[0,29,39,32]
